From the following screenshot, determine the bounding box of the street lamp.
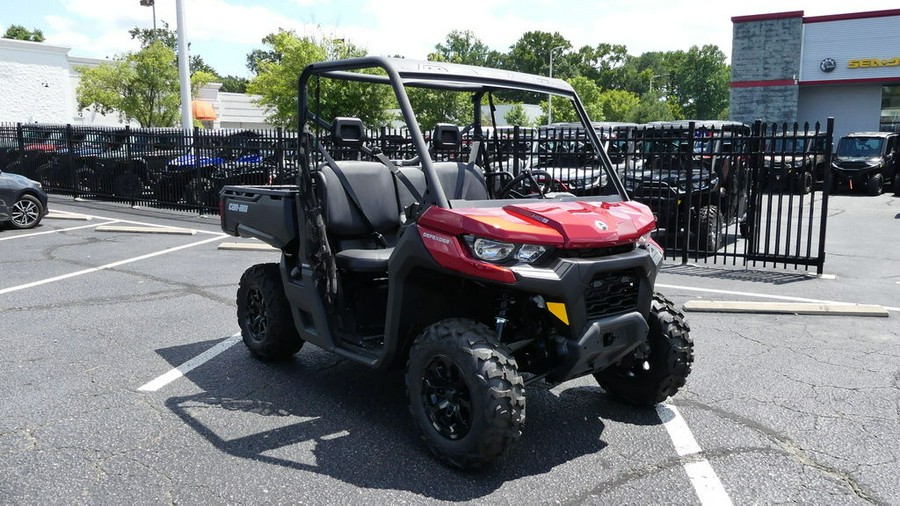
[139,0,156,31]
[547,45,564,125]
[649,74,662,93]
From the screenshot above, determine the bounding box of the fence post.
[66,124,78,200]
[815,117,834,275]
[681,121,695,265]
[192,126,202,215]
[15,123,25,167]
[124,125,135,207]
[275,127,284,185]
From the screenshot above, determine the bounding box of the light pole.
[649,74,662,94]
[139,0,156,31]
[547,45,564,125]
[176,0,192,130]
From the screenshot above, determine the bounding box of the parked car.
[762,132,830,194]
[831,131,899,195]
[0,168,49,229]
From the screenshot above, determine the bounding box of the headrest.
[332,117,365,148]
[432,123,461,150]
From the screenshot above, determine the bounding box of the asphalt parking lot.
[1,193,897,504]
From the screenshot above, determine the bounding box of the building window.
[881,85,900,132]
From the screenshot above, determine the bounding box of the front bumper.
[509,248,657,382]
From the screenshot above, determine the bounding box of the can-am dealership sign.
[800,12,900,83]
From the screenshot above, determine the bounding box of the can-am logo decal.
[595,220,608,231]
[227,202,249,213]
[819,58,836,73]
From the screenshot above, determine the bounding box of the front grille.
[558,244,634,259]
[584,270,640,320]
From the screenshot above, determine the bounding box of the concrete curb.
[683,300,889,317]
[45,212,92,221]
[218,242,279,252]
[95,225,196,235]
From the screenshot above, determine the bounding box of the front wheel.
[594,293,693,406]
[696,205,724,252]
[866,173,884,196]
[406,318,525,471]
[9,194,44,229]
[236,263,303,360]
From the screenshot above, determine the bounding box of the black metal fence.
[1,119,834,272]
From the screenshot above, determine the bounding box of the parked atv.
[623,121,751,252]
[219,57,693,471]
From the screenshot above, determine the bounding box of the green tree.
[539,76,604,125]
[664,45,730,120]
[76,41,212,127]
[504,104,532,127]
[219,75,249,93]
[129,22,218,77]
[505,31,572,78]
[597,89,640,122]
[429,30,503,67]
[3,24,45,42]
[246,31,395,129]
[625,91,676,123]
[573,43,630,90]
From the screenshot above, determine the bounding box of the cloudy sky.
[3,0,898,78]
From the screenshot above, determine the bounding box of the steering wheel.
[498,169,560,199]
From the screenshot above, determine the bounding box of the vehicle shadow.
[660,263,814,285]
[156,337,661,500]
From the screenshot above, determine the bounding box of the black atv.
[220,57,693,471]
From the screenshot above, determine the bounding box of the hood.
[1,171,40,187]
[832,155,882,170]
[419,200,655,249]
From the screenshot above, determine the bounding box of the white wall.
[0,39,70,124]
[798,84,882,141]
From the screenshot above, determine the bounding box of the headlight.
[464,235,549,264]
[637,233,664,266]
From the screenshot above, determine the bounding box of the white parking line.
[47,209,223,235]
[0,220,120,241]
[0,234,227,295]
[657,283,899,313]
[138,334,241,392]
[657,403,733,505]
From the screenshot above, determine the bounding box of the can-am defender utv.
[220,57,693,471]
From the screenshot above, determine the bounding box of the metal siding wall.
[798,85,882,140]
[801,16,900,82]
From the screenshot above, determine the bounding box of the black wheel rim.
[11,199,39,227]
[420,355,472,440]
[245,287,267,341]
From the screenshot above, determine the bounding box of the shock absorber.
[494,291,512,340]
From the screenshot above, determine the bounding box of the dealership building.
[730,9,900,140]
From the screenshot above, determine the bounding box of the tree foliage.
[504,104,532,127]
[76,41,212,127]
[246,31,395,130]
[3,25,44,42]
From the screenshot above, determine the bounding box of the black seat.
[315,160,401,272]
[433,161,489,201]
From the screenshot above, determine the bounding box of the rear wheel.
[185,176,216,207]
[236,263,303,360]
[406,318,525,471]
[866,173,884,196]
[594,293,693,406]
[75,168,97,194]
[9,194,44,229]
[794,171,813,194]
[114,173,143,199]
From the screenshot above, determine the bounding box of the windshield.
[768,138,807,153]
[836,137,884,157]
